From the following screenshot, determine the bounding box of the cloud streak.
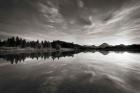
[0,0,140,45]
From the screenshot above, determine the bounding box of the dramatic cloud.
[0,0,140,45]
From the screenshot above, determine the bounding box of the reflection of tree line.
[90,50,125,55]
[0,51,81,64]
[1,50,140,64]
[91,50,140,55]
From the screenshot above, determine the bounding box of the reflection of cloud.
[77,0,84,8]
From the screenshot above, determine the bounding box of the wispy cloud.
[1,0,140,45]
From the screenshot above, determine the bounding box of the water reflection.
[0,51,81,64]
[0,50,140,64]
[0,51,140,93]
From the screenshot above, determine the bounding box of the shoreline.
[1,47,140,55]
[0,47,75,54]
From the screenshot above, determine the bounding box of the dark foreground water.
[0,51,140,93]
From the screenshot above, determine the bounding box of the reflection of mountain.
[99,51,109,55]
[0,51,80,64]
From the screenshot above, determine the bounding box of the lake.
[0,51,140,93]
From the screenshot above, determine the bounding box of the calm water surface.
[0,51,140,93]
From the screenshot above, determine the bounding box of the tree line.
[0,36,140,51]
[0,36,83,50]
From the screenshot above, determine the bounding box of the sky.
[0,0,140,45]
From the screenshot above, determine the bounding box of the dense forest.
[0,36,86,50]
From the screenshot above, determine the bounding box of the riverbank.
[0,47,75,54]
